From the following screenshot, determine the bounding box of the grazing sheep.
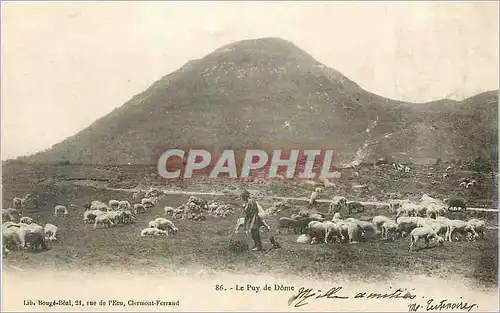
[93,213,115,229]
[372,215,393,232]
[44,224,58,241]
[18,223,46,251]
[91,201,110,212]
[329,196,348,214]
[307,221,326,243]
[117,210,135,224]
[4,208,21,218]
[309,188,323,207]
[343,221,363,243]
[148,218,178,234]
[331,212,342,222]
[118,200,132,211]
[381,220,400,240]
[19,217,33,225]
[140,228,168,237]
[414,205,427,217]
[396,202,418,218]
[446,219,472,242]
[105,211,121,225]
[356,221,378,240]
[467,218,486,240]
[309,212,325,221]
[296,233,312,244]
[146,187,163,198]
[425,203,446,218]
[141,198,155,208]
[409,227,444,251]
[12,197,23,209]
[3,221,18,229]
[347,201,365,214]
[425,219,448,238]
[2,226,23,251]
[132,192,143,200]
[133,204,146,214]
[323,221,342,243]
[24,232,47,251]
[278,217,298,234]
[2,209,14,222]
[54,205,68,217]
[396,216,419,237]
[164,206,175,216]
[108,200,120,210]
[83,209,104,224]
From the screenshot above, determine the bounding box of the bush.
[469,156,492,173]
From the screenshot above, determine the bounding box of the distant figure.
[308,187,323,209]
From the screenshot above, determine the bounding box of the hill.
[19,37,498,165]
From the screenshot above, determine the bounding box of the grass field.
[2,162,498,290]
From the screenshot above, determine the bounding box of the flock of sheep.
[2,187,240,256]
[280,192,487,251]
[1,181,491,257]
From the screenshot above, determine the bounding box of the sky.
[1,1,498,160]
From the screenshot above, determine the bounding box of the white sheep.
[108,200,120,210]
[372,215,393,232]
[2,209,14,222]
[118,200,132,211]
[134,203,146,214]
[12,197,23,209]
[91,200,110,212]
[396,202,418,217]
[396,216,419,237]
[18,223,46,251]
[83,209,105,224]
[328,196,347,214]
[356,221,378,240]
[3,225,25,252]
[141,198,155,208]
[93,213,115,229]
[54,205,68,217]
[307,221,326,244]
[19,216,33,224]
[44,224,58,241]
[381,220,400,240]
[331,212,342,222]
[323,221,342,243]
[467,218,486,240]
[164,206,175,216]
[296,233,312,244]
[140,228,168,237]
[408,227,444,250]
[446,219,472,242]
[148,218,178,234]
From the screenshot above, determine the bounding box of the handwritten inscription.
[215,283,479,311]
[407,298,478,312]
[285,286,478,311]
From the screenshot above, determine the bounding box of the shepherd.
[240,189,280,252]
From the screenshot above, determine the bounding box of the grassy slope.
[2,163,498,289]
